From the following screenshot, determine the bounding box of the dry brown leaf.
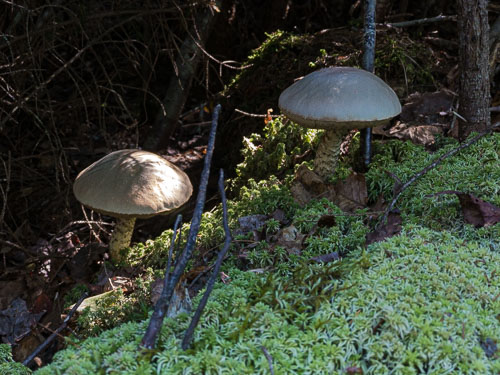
[366,210,402,246]
[426,191,500,227]
[330,172,368,213]
[290,165,331,206]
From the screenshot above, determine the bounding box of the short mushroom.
[279,67,401,179]
[73,149,193,261]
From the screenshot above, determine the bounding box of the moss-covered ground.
[15,118,499,374]
[3,29,496,375]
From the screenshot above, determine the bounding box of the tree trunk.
[456,0,490,140]
[143,2,220,151]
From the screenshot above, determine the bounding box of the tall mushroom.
[73,149,193,261]
[279,67,401,179]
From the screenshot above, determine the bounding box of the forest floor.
[1,19,500,371]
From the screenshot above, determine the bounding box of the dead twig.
[381,14,457,28]
[234,108,280,118]
[377,122,500,229]
[140,214,182,349]
[181,169,232,350]
[23,292,88,366]
[140,104,221,349]
[0,152,11,228]
[260,346,275,375]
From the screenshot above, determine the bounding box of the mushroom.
[279,67,401,179]
[73,149,192,261]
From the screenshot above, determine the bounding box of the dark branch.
[260,346,275,375]
[140,103,221,349]
[23,292,88,366]
[361,0,376,168]
[381,14,456,28]
[181,169,232,350]
[140,214,182,348]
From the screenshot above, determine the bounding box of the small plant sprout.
[73,149,193,261]
[279,67,401,179]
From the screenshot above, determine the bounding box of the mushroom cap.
[73,150,193,218]
[278,67,401,130]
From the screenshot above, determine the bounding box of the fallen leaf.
[264,108,273,125]
[345,366,363,374]
[479,337,498,358]
[400,90,454,124]
[366,210,402,246]
[31,293,52,315]
[0,298,44,344]
[373,122,444,146]
[426,191,500,227]
[372,90,454,146]
[291,165,330,206]
[236,215,268,234]
[331,172,368,213]
[317,215,336,228]
[270,209,288,225]
[310,252,340,263]
[274,225,305,255]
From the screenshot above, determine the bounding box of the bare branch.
[140,214,182,349]
[381,14,457,28]
[23,292,88,366]
[140,104,221,350]
[181,169,232,350]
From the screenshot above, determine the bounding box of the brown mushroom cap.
[73,150,193,218]
[278,67,401,130]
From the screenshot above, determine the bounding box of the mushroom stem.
[313,129,347,180]
[109,217,137,261]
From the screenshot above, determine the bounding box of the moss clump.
[72,272,155,338]
[231,116,319,193]
[0,344,31,375]
[64,284,90,308]
[34,227,500,374]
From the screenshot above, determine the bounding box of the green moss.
[34,227,500,374]
[365,133,500,245]
[74,272,155,338]
[231,116,319,193]
[0,344,31,374]
[37,100,499,373]
[64,284,90,308]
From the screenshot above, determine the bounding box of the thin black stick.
[182,169,232,350]
[382,14,456,28]
[377,123,500,229]
[260,346,275,375]
[361,0,376,168]
[140,214,182,348]
[163,214,183,305]
[23,292,88,366]
[140,103,221,349]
